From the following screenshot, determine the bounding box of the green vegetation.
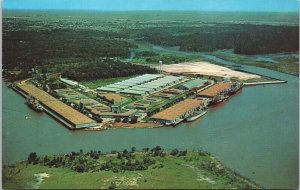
[60,59,156,81]
[3,10,299,81]
[209,50,299,76]
[138,25,298,54]
[3,147,260,189]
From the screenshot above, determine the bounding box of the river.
[2,55,298,189]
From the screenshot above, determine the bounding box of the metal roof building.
[120,89,147,95]
[177,78,207,90]
[97,87,122,93]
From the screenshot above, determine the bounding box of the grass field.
[3,151,260,189]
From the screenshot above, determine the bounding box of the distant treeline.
[61,59,157,81]
[3,29,135,70]
[136,24,299,55]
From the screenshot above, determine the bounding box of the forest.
[136,24,299,54]
[61,59,157,81]
[2,11,299,80]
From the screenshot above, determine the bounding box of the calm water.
[2,62,299,189]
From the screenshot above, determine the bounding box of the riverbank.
[3,149,261,189]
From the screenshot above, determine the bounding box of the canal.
[2,61,298,189]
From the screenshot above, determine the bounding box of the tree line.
[136,24,299,55]
[26,146,189,173]
[61,59,157,81]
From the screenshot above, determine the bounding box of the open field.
[162,62,261,80]
[3,150,260,189]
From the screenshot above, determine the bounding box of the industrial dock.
[15,81,97,129]
[10,66,286,130]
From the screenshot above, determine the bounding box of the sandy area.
[32,173,50,189]
[162,62,260,80]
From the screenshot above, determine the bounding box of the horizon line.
[3,8,299,13]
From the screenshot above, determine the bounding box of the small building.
[97,93,128,105]
[153,92,174,99]
[74,98,101,108]
[60,78,79,87]
[177,78,207,91]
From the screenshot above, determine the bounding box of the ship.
[209,94,228,106]
[228,82,243,95]
[186,110,208,122]
[26,96,44,112]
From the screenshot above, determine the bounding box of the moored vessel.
[26,96,43,112]
[186,109,208,122]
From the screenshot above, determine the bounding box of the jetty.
[14,80,97,129]
[244,80,287,86]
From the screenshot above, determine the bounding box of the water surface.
[2,62,298,189]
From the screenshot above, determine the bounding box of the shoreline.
[2,149,262,189]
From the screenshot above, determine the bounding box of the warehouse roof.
[177,78,207,90]
[198,82,232,97]
[17,82,96,126]
[97,87,121,92]
[151,99,206,121]
[120,89,146,95]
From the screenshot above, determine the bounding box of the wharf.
[244,80,287,86]
[14,81,97,129]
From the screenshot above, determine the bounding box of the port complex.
[11,68,248,130]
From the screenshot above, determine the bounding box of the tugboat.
[26,96,43,112]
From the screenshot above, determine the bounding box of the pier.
[244,80,287,86]
[15,81,97,129]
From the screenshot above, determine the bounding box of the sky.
[3,0,299,12]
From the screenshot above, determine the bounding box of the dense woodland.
[2,11,299,80]
[137,25,299,54]
[61,59,157,81]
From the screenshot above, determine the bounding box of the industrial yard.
[12,64,247,130]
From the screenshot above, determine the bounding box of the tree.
[130,117,138,124]
[27,152,38,164]
[178,150,187,156]
[131,147,136,153]
[115,118,121,122]
[170,149,179,156]
[122,117,129,123]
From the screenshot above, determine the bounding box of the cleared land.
[162,62,261,80]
